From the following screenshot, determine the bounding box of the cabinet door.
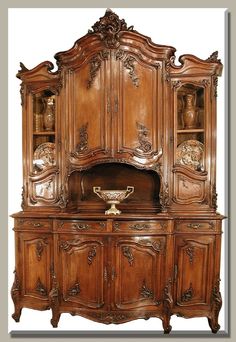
[58,235,106,309]
[18,233,52,300]
[112,236,166,310]
[69,50,111,167]
[174,235,214,307]
[113,50,162,164]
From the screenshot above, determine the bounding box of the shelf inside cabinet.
[177,129,204,133]
[33,131,55,135]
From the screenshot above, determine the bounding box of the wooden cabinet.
[11,9,224,333]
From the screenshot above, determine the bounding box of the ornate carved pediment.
[88,9,134,48]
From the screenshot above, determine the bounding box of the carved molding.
[122,246,134,266]
[36,278,47,296]
[124,56,139,87]
[87,50,109,88]
[140,280,154,299]
[88,9,134,48]
[181,283,194,302]
[88,246,97,265]
[60,239,81,253]
[139,239,164,253]
[136,122,152,153]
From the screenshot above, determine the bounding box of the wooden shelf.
[177,129,204,133]
[33,131,55,135]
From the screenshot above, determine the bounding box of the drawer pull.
[72,223,91,231]
[187,223,201,229]
[33,223,43,228]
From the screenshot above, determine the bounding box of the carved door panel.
[174,235,215,307]
[18,233,52,300]
[112,236,166,310]
[113,50,162,166]
[69,50,112,167]
[58,235,106,309]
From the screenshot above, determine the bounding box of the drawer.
[56,220,107,232]
[175,220,216,232]
[112,220,170,232]
[15,218,52,230]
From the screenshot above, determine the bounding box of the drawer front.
[175,220,217,232]
[112,220,170,233]
[15,218,52,230]
[56,220,107,232]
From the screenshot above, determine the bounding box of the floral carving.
[124,56,139,87]
[87,246,97,265]
[181,283,194,302]
[88,9,133,48]
[87,50,109,88]
[141,280,154,299]
[160,182,170,210]
[186,246,194,264]
[21,185,26,209]
[71,123,88,156]
[36,278,47,296]
[211,183,218,209]
[60,239,81,253]
[136,122,152,153]
[122,246,134,266]
[67,281,81,297]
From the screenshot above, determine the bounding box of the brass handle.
[187,223,201,229]
[33,223,43,228]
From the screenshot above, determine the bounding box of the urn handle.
[124,186,134,199]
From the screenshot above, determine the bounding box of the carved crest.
[88,9,134,48]
[206,51,221,64]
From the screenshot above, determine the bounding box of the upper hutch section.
[16,9,223,214]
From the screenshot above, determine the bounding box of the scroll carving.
[122,246,134,266]
[36,278,47,296]
[186,246,194,264]
[11,270,21,322]
[140,280,154,299]
[139,239,164,253]
[160,182,170,210]
[87,50,109,88]
[60,239,81,253]
[206,51,221,64]
[181,283,194,302]
[163,279,173,333]
[123,56,139,87]
[71,123,88,156]
[88,9,133,48]
[35,238,48,261]
[209,277,222,333]
[136,122,152,153]
[87,246,97,265]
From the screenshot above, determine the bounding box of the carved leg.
[11,270,22,322]
[208,278,222,333]
[49,271,60,328]
[162,316,172,334]
[208,317,220,334]
[162,279,173,334]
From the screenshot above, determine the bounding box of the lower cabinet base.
[11,304,221,334]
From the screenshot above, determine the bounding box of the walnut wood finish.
[11,9,224,333]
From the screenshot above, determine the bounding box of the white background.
[8,8,227,332]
